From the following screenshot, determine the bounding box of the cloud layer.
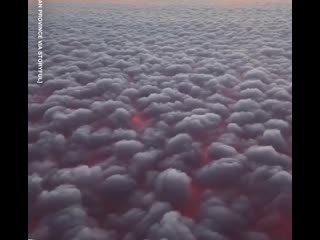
[28,1,292,240]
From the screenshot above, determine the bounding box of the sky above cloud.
[30,0,291,5]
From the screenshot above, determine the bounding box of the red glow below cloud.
[266,215,292,240]
[30,93,50,104]
[201,144,209,165]
[211,120,228,141]
[255,212,292,240]
[179,182,205,219]
[131,113,147,128]
[221,88,240,103]
[83,151,110,167]
[28,215,40,234]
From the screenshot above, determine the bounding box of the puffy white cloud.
[155,168,192,206]
[227,111,255,126]
[135,201,172,237]
[242,123,265,138]
[129,150,161,176]
[175,113,221,135]
[243,68,270,83]
[166,133,193,154]
[114,140,144,158]
[200,205,247,233]
[232,99,260,112]
[216,74,239,88]
[245,146,291,168]
[261,99,292,116]
[149,211,195,240]
[29,174,43,205]
[207,143,238,160]
[259,129,288,152]
[37,184,82,213]
[243,165,292,206]
[239,88,266,101]
[112,128,138,141]
[32,206,86,239]
[48,108,94,132]
[100,174,136,200]
[196,158,247,187]
[108,108,131,126]
[260,47,285,57]
[50,165,103,188]
[264,118,291,134]
[68,227,112,240]
[162,64,193,76]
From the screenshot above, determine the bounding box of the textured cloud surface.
[28,1,292,240]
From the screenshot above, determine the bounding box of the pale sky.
[30,0,291,5]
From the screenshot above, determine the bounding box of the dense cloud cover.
[28,1,292,240]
